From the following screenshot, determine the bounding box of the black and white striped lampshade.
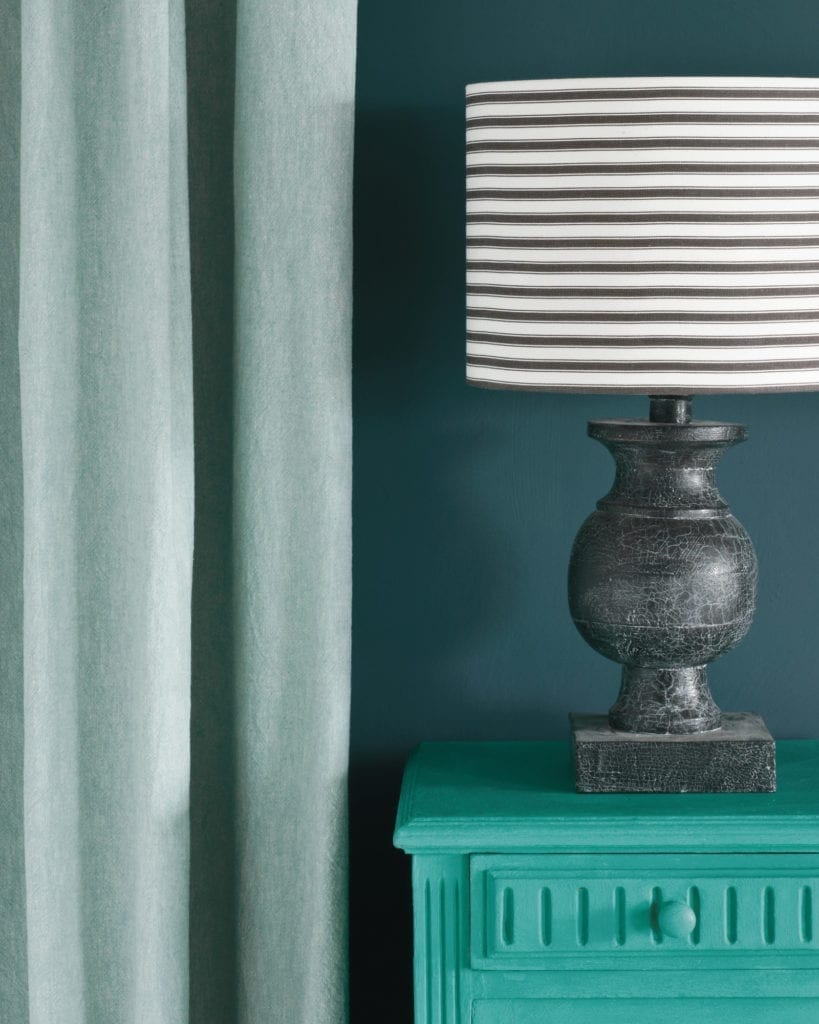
[466,77,819,393]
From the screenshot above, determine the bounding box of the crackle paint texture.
[351,1,819,1021]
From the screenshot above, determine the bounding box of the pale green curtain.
[1,0,355,1021]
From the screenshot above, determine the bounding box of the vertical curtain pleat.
[185,0,239,1019]
[0,0,26,1019]
[233,1,355,1021]
[18,2,193,1022]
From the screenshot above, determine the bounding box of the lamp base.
[571,712,776,793]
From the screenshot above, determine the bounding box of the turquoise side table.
[394,741,819,1024]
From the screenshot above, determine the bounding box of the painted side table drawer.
[471,997,819,1024]
[471,852,819,968]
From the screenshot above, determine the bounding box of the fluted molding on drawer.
[412,856,468,1024]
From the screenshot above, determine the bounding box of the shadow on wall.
[350,757,413,1022]
[352,104,616,746]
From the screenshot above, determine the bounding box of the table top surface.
[394,740,819,854]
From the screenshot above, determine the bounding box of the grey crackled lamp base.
[572,713,776,794]
[568,396,776,794]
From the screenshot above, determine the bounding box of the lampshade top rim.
[467,75,819,94]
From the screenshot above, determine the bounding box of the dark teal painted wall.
[351,1,819,1018]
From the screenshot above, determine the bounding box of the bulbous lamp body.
[568,413,757,735]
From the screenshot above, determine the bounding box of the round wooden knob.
[657,900,697,938]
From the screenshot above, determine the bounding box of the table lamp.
[467,76,819,793]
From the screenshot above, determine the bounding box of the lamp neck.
[649,395,692,425]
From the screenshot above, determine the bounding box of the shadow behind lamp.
[466,76,819,793]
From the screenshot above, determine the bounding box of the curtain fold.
[5,0,356,1020]
[0,0,25,1019]
[18,1,194,1021]
[233,1,355,1020]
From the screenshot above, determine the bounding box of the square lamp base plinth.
[571,712,776,793]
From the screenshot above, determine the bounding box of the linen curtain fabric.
[1,0,355,1022]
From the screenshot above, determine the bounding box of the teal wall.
[352,0,819,1018]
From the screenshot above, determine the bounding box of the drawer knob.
[656,900,697,938]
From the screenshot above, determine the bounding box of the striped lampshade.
[466,77,819,393]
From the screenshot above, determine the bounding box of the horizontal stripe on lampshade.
[465,77,819,392]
